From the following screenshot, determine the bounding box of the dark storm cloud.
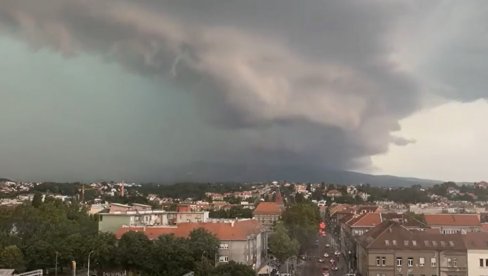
[0,0,429,181]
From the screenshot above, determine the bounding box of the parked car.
[325,243,330,248]
[334,250,341,256]
[323,253,329,258]
[318,258,325,263]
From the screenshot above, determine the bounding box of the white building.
[464,232,488,276]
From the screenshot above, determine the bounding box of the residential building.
[464,232,488,276]
[253,202,283,231]
[253,192,284,231]
[115,219,266,270]
[357,221,467,276]
[424,214,481,234]
[98,208,209,233]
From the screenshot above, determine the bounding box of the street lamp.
[55,251,59,276]
[348,250,352,273]
[87,250,94,276]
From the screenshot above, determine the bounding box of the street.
[296,234,348,276]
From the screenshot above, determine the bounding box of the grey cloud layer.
[0,0,477,181]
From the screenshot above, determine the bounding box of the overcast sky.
[0,0,487,182]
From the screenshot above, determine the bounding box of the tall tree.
[150,235,194,276]
[188,228,219,264]
[268,223,299,263]
[117,231,152,273]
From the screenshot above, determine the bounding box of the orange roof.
[115,220,263,241]
[349,213,382,228]
[424,214,480,226]
[329,204,353,216]
[253,202,283,215]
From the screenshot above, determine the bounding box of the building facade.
[357,221,467,276]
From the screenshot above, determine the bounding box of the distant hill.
[166,162,442,187]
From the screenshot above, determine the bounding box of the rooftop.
[115,219,263,241]
[253,202,283,215]
[424,214,480,226]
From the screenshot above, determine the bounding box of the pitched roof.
[359,221,466,251]
[424,214,480,226]
[463,232,488,249]
[329,204,353,216]
[115,219,263,241]
[349,213,382,228]
[253,202,282,215]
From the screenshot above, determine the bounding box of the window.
[404,240,409,246]
[481,258,484,267]
[449,241,454,247]
[219,256,229,262]
[385,240,390,246]
[412,240,417,246]
[452,258,457,267]
[219,243,229,249]
[396,257,403,267]
[382,257,386,266]
[431,257,436,267]
[419,257,425,267]
[432,241,437,246]
[486,259,488,267]
[447,258,452,267]
[408,258,413,267]
[376,256,381,266]
[393,240,397,246]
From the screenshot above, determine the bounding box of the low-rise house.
[115,219,266,270]
[424,214,481,234]
[357,221,468,276]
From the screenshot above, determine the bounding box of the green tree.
[282,202,320,250]
[24,240,54,271]
[150,235,194,276]
[91,232,119,269]
[31,193,43,208]
[0,245,25,272]
[210,261,255,276]
[268,223,299,263]
[118,231,152,273]
[189,228,219,264]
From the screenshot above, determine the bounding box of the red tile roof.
[424,214,480,226]
[115,220,263,241]
[253,202,283,215]
[349,213,382,228]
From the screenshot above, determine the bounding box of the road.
[296,234,348,276]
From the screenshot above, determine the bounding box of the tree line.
[0,197,254,275]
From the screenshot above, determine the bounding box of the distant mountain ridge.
[0,169,442,187]
[166,162,442,187]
